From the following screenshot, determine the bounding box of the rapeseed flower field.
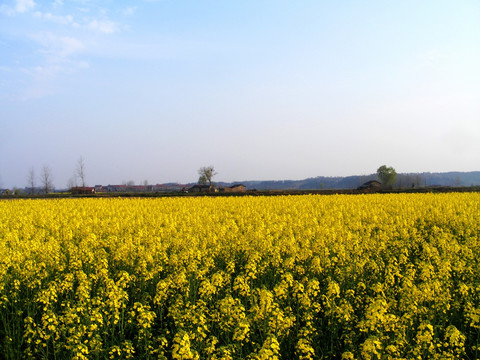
[1,193,479,359]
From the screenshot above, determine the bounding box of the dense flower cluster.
[0,193,479,359]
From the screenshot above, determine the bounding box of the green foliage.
[377,165,397,187]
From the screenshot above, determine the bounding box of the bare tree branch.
[40,165,54,194]
[27,167,35,194]
[198,166,217,186]
[76,156,87,188]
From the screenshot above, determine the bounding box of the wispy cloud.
[1,0,36,15]
[6,32,89,99]
[32,10,120,34]
[15,0,35,13]
[32,32,85,59]
[33,11,77,26]
[1,0,133,99]
[122,6,137,16]
[87,19,119,34]
[2,0,122,34]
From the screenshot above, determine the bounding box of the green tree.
[377,165,397,188]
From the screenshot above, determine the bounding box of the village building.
[70,186,95,194]
[188,184,216,193]
[357,180,382,191]
[222,184,246,193]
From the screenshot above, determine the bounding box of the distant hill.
[216,171,480,190]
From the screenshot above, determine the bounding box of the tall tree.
[40,165,54,194]
[76,156,87,188]
[377,165,397,188]
[27,167,36,194]
[198,166,217,186]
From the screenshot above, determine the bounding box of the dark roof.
[363,180,381,185]
[357,180,382,190]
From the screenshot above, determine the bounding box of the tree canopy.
[377,165,397,188]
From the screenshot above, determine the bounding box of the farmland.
[1,194,480,359]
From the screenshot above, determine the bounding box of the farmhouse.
[357,180,382,191]
[70,187,95,194]
[222,184,246,193]
[188,184,215,193]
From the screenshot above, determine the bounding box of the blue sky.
[1,0,479,188]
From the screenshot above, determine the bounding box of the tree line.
[22,157,86,195]
[3,162,478,195]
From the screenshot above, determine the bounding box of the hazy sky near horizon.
[1,0,479,188]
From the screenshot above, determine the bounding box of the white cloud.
[122,6,137,16]
[52,0,63,8]
[0,0,35,15]
[0,66,12,73]
[29,64,62,81]
[2,0,129,100]
[33,11,76,25]
[56,36,85,57]
[0,4,14,16]
[87,19,119,34]
[32,32,85,59]
[15,0,35,13]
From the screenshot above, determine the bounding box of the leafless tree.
[27,167,36,194]
[76,156,87,188]
[198,165,217,187]
[40,165,54,194]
